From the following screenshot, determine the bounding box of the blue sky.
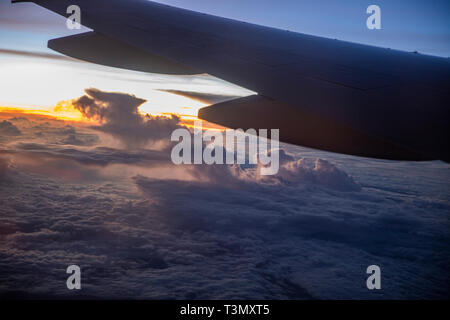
[161,0,450,56]
[2,0,448,56]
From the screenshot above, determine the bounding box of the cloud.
[72,88,183,148]
[1,139,449,300]
[5,142,169,167]
[0,101,448,300]
[59,133,99,147]
[128,169,449,299]
[1,112,361,191]
[7,117,30,123]
[275,158,361,191]
[0,120,21,136]
[0,157,10,176]
[175,147,360,191]
[0,49,80,63]
[0,115,102,150]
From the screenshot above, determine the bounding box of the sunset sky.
[0,0,254,121]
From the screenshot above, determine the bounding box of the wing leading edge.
[48,31,201,75]
[16,0,450,162]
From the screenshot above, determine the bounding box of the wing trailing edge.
[199,95,432,161]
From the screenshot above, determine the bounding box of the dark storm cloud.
[72,88,183,148]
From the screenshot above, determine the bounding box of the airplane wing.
[13,0,450,162]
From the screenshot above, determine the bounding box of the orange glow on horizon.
[0,104,225,131]
[0,104,88,122]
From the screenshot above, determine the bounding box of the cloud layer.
[0,89,449,299]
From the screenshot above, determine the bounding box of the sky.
[0,0,449,299]
[2,0,450,55]
[1,0,450,114]
[161,0,450,57]
[0,0,254,117]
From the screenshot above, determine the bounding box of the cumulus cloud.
[172,146,360,191]
[72,88,183,148]
[0,120,21,136]
[275,158,361,191]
